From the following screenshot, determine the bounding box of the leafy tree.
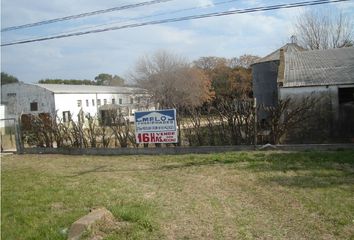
[1,72,19,85]
[212,66,252,100]
[193,56,253,100]
[294,8,353,49]
[194,55,260,70]
[94,73,125,86]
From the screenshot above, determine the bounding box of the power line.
[46,0,242,37]
[1,0,173,32]
[1,0,351,47]
[10,0,241,43]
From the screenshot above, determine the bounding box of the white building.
[1,83,155,123]
[0,105,5,129]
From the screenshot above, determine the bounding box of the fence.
[0,118,22,153]
[5,95,354,155]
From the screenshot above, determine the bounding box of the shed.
[252,43,305,119]
[278,47,354,140]
[253,44,354,142]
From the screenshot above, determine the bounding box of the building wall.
[1,83,55,119]
[54,92,154,122]
[278,85,352,117]
[0,105,5,119]
[279,85,336,99]
[279,84,354,142]
[280,85,337,118]
[2,83,155,123]
[0,105,5,130]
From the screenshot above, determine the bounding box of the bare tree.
[106,109,134,148]
[84,114,98,148]
[295,8,353,49]
[181,106,205,146]
[215,98,255,145]
[228,54,261,68]
[131,50,214,109]
[263,96,319,144]
[193,56,227,71]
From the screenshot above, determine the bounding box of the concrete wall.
[0,105,5,118]
[0,105,5,129]
[279,85,354,120]
[54,92,154,122]
[55,93,128,122]
[1,83,55,119]
[279,84,354,142]
[279,85,335,98]
[1,83,155,123]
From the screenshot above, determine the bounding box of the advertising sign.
[134,109,178,144]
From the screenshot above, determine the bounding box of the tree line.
[38,73,126,86]
[1,72,126,86]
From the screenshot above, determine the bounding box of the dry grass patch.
[1,150,354,239]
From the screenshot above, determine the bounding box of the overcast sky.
[1,0,353,83]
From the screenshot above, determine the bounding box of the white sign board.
[134,109,178,144]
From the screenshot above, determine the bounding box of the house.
[252,44,354,141]
[1,83,155,123]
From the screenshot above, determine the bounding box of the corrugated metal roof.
[284,47,354,87]
[35,84,147,94]
[254,43,305,64]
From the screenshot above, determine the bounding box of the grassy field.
[1,150,354,239]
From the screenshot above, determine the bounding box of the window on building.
[338,87,354,104]
[63,111,71,123]
[130,98,134,104]
[7,93,16,97]
[104,99,107,105]
[112,98,116,104]
[77,100,82,107]
[119,98,122,104]
[86,99,89,107]
[97,99,101,106]
[30,102,38,111]
[92,99,95,106]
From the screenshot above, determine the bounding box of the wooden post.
[254,98,257,148]
[15,118,24,154]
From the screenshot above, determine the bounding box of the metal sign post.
[134,109,178,144]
